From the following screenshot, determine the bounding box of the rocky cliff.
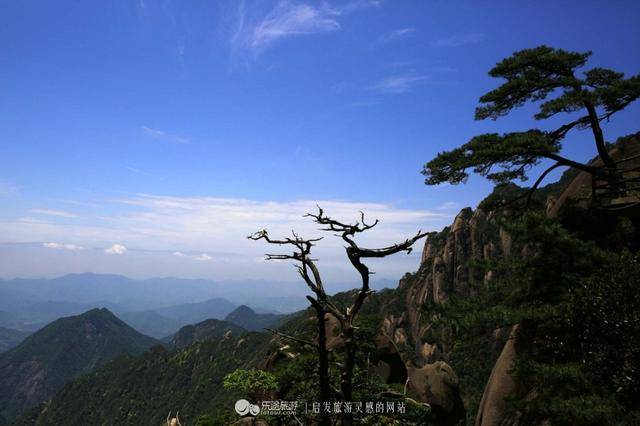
[376,132,640,424]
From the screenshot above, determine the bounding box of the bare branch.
[359,211,379,230]
[353,230,429,258]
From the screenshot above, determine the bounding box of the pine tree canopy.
[423,45,640,187]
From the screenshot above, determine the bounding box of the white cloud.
[141,126,188,144]
[43,242,85,251]
[377,27,416,45]
[251,3,340,50]
[195,253,213,261]
[231,1,378,60]
[430,33,485,47]
[7,196,452,252]
[372,74,429,94]
[173,251,187,257]
[104,244,127,255]
[29,209,78,218]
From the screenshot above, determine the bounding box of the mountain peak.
[0,309,158,420]
[234,305,256,314]
[224,305,282,332]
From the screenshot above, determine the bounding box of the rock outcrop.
[391,206,511,366]
[475,325,519,426]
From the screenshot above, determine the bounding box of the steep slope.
[168,318,246,349]
[0,308,158,420]
[224,305,283,331]
[0,327,30,353]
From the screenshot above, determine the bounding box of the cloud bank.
[0,195,454,280]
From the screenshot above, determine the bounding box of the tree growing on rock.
[422,45,640,203]
[249,207,427,426]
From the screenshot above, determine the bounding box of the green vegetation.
[17,332,273,425]
[223,368,278,399]
[428,211,640,424]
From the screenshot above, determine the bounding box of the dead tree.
[248,229,332,426]
[250,207,427,426]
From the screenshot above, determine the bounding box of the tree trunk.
[582,99,626,198]
[313,303,331,426]
[340,326,355,426]
[584,101,616,169]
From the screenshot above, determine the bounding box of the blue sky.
[0,0,639,281]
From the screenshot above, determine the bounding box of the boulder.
[407,361,465,425]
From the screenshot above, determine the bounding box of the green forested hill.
[0,308,158,421]
[16,332,274,425]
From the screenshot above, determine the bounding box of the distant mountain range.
[0,308,159,421]
[119,298,238,338]
[0,273,396,338]
[0,272,396,312]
